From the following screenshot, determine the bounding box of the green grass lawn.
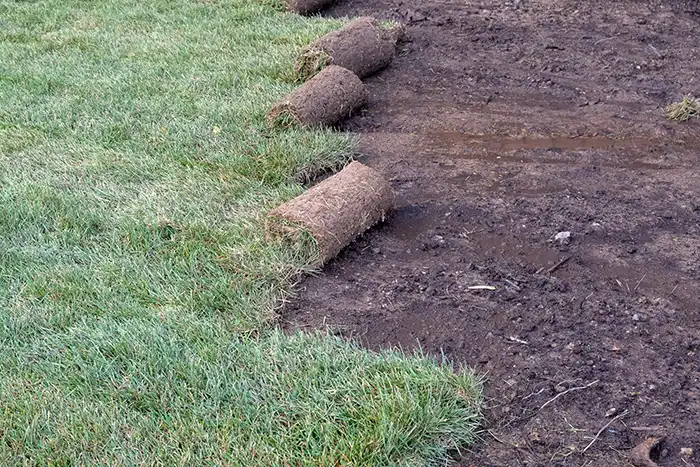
[0,0,482,464]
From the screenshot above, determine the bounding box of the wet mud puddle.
[423,132,652,151]
[407,132,687,170]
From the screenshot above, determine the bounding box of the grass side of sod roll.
[0,0,482,464]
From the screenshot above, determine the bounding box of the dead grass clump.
[665,95,700,122]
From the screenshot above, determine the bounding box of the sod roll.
[268,65,366,128]
[294,17,402,81]
[285,0,333,15]
[267,161,394,264]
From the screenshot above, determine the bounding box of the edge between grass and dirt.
[0,0,482,464]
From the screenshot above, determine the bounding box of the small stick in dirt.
[540,379,599,411]
[647,44,662,58]
[547,256,571,274]
[564,417,586,433]
[669,284,679,296]
[521,387,546,401]
[634,273,647,291]
[581,410,629,454]
[579,292,594,311]
[594,35,618,45]
[468,285,497,291]
[487,429,507,445]
[507,336,529,345]
[616,278,631,293]
[550,445,577,463]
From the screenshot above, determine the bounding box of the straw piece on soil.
[285,0,333,15]
[294,17,402,81]
[664,95,699,122]
[268,65,366,128]
[267,161,394,264]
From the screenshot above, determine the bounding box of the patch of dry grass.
[665,95,700,122]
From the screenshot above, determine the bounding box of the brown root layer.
[285,0,333,15]
[268,65,366,128]
[267,161,394,264]
[294,17,401,81]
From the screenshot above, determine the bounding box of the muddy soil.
[283,1,700,465]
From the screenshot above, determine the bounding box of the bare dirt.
[283,1,700,465]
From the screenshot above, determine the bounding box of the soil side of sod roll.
[268,65,367,128]
[285,0,333,15]
[294,17,402,81]
[267,161,394,264]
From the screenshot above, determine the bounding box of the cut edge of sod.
[293,48,332,83]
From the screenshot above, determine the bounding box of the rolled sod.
[267,161,394,264]
[285,0,333,15]
[268,65,366,128]
[294,17,403,81]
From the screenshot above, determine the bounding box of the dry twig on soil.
[582,410,629,453]
[548,256,572,274]
[540,380,599,411]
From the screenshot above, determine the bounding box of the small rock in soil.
[680,447,693,457]
[554,231,572,246]
[422,234,445,249]
[632,313,647,322]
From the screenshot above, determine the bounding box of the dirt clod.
[630,437,665,467]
